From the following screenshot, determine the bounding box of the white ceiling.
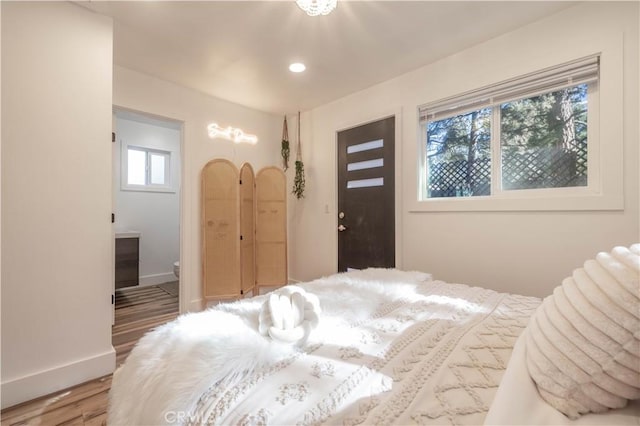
[79,1,575,114]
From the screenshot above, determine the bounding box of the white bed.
[108,263,639,425]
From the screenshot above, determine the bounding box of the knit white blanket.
[108,268,540,425]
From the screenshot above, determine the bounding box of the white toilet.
[173,261,180,279]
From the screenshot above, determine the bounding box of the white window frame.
[420,81,598,199]
[121,144,177,193]
[411,51,623,212]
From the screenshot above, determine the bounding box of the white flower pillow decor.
[525,244,640,419]
[258,286,321,345]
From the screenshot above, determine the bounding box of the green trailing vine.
[293,111,306,199]
[293,160,305,199]
[281,139,290,170]
[281,116,290,171]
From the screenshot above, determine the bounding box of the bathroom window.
[122,146,174,192]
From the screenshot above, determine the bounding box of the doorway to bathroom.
[111,109,182,347]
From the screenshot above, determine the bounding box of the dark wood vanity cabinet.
[115,237,139,289]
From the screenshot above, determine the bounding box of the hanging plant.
[281,115,290,171]
[293,111,306,199]
[293,159,305,199]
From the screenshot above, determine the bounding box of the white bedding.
[108,269,541,425]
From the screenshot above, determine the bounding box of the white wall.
[1,2,114,408]
[0,4,3,407]
[114,114,181,286]
[290,2,639,298]
[113,67,282,311]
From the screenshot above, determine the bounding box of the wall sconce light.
[207,123,258,145]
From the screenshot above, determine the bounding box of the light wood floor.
[1,284,179,426]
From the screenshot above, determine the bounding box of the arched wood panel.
[239,163,256,295]
[255,167,287,288]
[202,159,241,300]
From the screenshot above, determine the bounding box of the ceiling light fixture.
[289,62,306,73]
[296,0,337,16]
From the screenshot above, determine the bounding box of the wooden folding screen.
[202,159,241,301]
[255,167,288,288]
[202,161,286,301]
[239,163,256,296]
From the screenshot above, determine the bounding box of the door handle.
[338,224,347,232]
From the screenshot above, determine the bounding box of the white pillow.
[485,333,640,425]
[525,244,640,419]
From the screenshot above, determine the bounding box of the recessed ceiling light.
[289,62,306,73]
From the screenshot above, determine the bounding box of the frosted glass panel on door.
[347,139,383,154]
[347,158,384,171]
[127,149,146,185]
[347,177,384,189]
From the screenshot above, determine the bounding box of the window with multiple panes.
[122,146,173,192]
[419,55,598,200]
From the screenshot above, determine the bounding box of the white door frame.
[111,106,185,316]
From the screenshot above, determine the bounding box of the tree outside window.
[425,83,588,198]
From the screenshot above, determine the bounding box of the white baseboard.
[139,272,176,286]
[189,298,203,312]
[1,347,115,410]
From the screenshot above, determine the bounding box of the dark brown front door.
[337,116,395,272]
